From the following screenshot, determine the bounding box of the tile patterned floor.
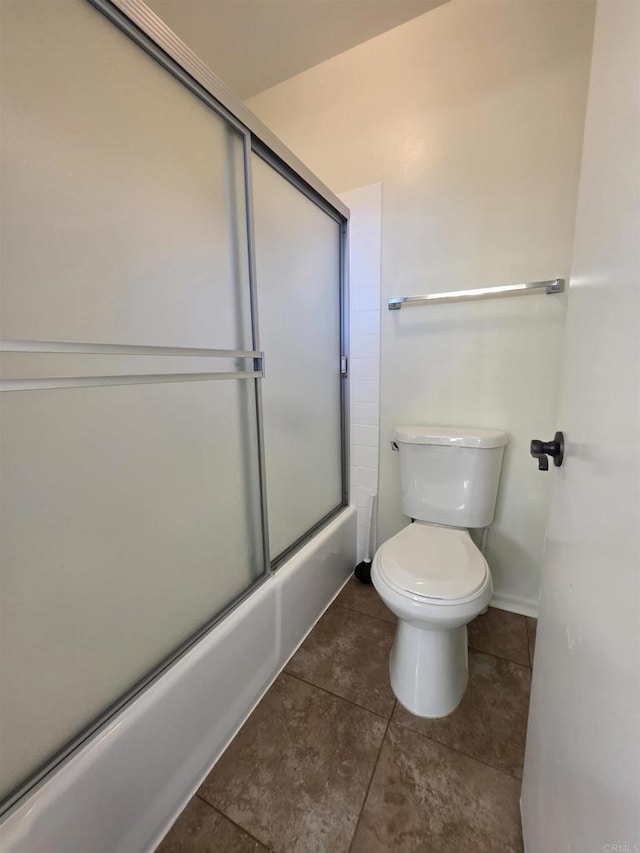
[157,579,535,853]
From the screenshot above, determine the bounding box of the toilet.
[372,425,507,718]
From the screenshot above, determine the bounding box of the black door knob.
[530,432,564,470]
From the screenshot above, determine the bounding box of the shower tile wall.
[340,183,382,562]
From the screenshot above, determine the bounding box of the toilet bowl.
[373,521,493,718]
[372,424,507,719]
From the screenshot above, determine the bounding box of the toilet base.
[389,621,469,718]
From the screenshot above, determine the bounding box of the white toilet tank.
[394,426,507,528]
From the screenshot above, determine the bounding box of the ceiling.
[147,0,447,99]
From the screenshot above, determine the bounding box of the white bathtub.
[0,507,356,853]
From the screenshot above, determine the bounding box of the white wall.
[248,0,596,614]
[521,0,640,847]
[340,183,382,563]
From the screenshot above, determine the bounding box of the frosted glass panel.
[0,0,251,349]
[252,155,343,559]
[0,378,264,800]
[0,0,265,804]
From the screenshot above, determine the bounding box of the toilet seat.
[376,523,488,603]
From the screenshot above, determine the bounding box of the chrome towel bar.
[387,278,564,310]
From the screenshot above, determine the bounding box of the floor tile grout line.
[528,641,536,668]
[389,716,525,783]
[195,792,272,850]
[335,598,534,670]
[468,644,533,671]
[283,669,394,722]
[347,704,395,853]
[332,599,396,627]
[336,592,535,666]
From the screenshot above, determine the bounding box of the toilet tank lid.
[394,426,508,449]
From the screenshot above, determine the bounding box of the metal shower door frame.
[86,0,350,568]
[0,0,350,816]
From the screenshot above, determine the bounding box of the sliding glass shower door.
[0,0,268,805]
[0,0,347,812]
[252,153,345,561]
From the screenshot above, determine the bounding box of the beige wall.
[248,0,596,614]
